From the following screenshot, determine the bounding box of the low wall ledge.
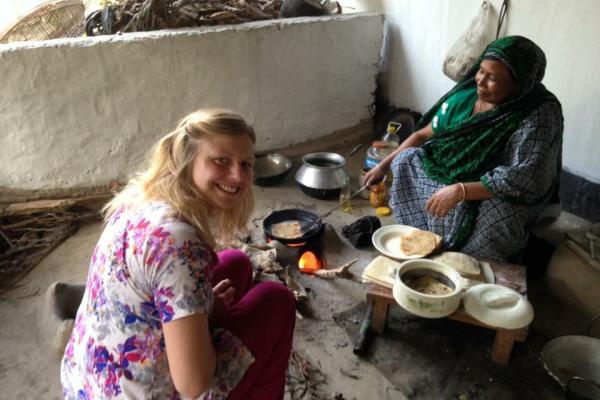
[0,12,383,52]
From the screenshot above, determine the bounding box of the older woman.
[364,36,563,262]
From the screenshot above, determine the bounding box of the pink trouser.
[211,249,296,400]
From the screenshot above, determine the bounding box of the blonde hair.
[103,108,256,247]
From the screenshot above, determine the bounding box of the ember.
[298,251,322,273]
[265,238,305,248]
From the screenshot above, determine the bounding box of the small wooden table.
[365,260,529,365]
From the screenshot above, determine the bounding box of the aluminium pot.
[295,152,350,200]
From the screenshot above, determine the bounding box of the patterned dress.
[389,100,563,261]
[61,202,254,399]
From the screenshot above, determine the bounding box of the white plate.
[480,262,495,284]
[372,224,431,260]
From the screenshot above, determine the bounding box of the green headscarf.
[417,36,561,249]
[420,35,559,185]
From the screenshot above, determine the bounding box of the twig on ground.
[314,258,358,280]
[286,349,328,400]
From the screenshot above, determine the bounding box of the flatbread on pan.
[399,229,442,257]
[271,220,302,239]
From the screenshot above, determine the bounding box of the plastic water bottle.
[363,122,402,170]
[364,140,391,170]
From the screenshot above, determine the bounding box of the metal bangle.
[458,182,466,202]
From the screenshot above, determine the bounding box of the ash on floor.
[334,303,565,400]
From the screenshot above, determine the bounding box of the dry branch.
[0,187,117,293]
[314,258,358,280]
[286,349,328,400]
[89,0,284,35]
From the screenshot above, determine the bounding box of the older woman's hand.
[426,184,464,217]
[362,165,387,187]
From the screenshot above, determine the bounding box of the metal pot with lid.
[295,144,362,200]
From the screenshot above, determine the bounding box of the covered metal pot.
[295,152,349,199]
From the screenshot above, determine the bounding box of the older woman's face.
[475,59,518,106]
[192,134,254,210]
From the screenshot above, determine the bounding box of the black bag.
[342,216,381,248]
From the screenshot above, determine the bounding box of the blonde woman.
[61,109,296,400]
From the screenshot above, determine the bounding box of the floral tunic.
[61,202,254,399]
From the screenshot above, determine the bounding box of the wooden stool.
[365,260,529,365]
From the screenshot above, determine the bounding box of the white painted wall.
[341,0,600,183]
[0,14,383,190]
[0,1,50,34]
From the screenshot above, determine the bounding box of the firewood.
[93,0,285,35]
[282,265,308,302]
[314,258,357,280]
[0,187,109,293]
[1,194,111,217]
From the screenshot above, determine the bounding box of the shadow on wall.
[280,0,340,17]
[370,73,422,143]
[560,171,600,224]
[337,0,384,13]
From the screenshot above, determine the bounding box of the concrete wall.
[341,0,600,183]
[0,14,383,190]
[0,1,47,34]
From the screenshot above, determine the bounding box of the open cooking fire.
[265,234,324,273]
[298,250,322,273]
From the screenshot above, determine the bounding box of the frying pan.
[263,209,323,245]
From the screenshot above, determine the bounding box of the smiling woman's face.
[192,134,254,210]
[475,59,518,106]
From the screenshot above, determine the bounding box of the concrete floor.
[0,139,590,400]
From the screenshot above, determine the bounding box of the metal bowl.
[254,154,292,186]
[542,335,600,397]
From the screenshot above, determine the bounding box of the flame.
[298,251,322,273]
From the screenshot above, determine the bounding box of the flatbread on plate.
[432,251,481,278]
[361,256,403,289]
[399,229,441,256]
[461,276,486,290]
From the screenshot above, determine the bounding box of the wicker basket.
[0,0,85,44]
